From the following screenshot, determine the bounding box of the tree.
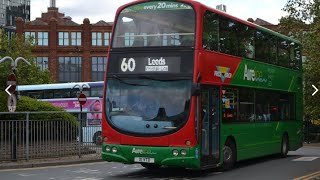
[278,0,320,119]
[0,30,53,91]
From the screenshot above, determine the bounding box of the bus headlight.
[106,146,111,152]
[112,147,118,153]
[172,149,179,156]
[181,149,187,156]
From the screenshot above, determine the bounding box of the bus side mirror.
[191,83,200,96]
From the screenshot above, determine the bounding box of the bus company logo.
[243,64,268,83]
[132,148,157,155]
[214,66,232,82]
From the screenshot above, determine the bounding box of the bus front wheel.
[280,134,289,157]
[222,140,236,171]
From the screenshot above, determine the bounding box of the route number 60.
[121,58,136,72]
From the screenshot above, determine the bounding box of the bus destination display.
[118,56,181,74]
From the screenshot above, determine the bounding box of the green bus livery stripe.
[230,58,302,92]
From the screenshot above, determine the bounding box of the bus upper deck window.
[112,1,195,48]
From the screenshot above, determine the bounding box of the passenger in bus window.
[244,40,255,59]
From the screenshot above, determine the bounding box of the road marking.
[73,178,102,180]
[292,157,319,161]
[71,168,100,174]
[294,170,320,180]
[207,171,223,175]
[0,162,108,172]
[18,173,37,176]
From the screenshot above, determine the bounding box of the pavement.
[303,142,320,147]
[0,143,319,170]
[0,155,102,170]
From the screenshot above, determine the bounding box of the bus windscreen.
[112,1,195,48]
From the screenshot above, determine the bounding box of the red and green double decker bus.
[102,0,303,170]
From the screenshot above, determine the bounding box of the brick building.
[247,18,279,31]
[15,2,112,83]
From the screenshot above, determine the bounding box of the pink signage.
[42,98,102,126]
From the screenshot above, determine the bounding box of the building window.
[163,35,168,46]
[37,32,48,46]
[92,57,107,81]
[36,57,48,71]
[58,32,69,46]
[7,31,15,40]
[71,32,81,46]
[142,33,147,46]
[92,32,102,46]
[124,32,134,47]
[104,32,110,46]
[58,57,82,82]
[170,33,181,46]
[24,31,35,44]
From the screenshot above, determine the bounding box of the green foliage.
[0,30,53,91]
[279,0,320,119]
[0,92,6,111]
[282,0,320,24]
[0,92,78,127]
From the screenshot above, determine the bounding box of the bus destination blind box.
[117,56,181,74]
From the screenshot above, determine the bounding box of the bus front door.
[200,87,220,167]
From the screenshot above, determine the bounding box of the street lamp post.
[73,84,89,158]
[0,56,31,161]
[73,84,89,113]
[0,56,31,96]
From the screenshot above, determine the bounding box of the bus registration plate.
[134,157,155,163]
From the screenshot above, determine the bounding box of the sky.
[31,0,288,25]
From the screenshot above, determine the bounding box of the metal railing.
[0,111,102,161]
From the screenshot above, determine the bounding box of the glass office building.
[0,0,30,27]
